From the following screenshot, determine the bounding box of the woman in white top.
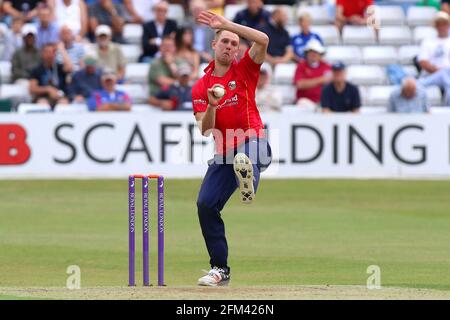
[48,0,88,39]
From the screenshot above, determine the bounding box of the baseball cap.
[21,24,37,37]
[177,63,192,77]
[331,61,346,71]
[304,39,325,55]
[84,55,97,66]
[95,25,112,37]
[102,69,117,80]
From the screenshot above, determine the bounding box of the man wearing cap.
[68,55,103,103]
[11,24,41,83]
[321,61,361,113]
[417,11,450,75]
[94,24,125,82]
[88,0,125,43]
[149,63,193,111]
[87,69,131,111]
[293,39,331,110]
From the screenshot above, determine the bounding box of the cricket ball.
[212,85,226,98]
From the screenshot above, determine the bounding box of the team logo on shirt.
[228,81,237,90]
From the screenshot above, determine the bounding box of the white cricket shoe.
[197,267,230,287]
[233,153,254,204]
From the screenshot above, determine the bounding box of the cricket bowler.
[192,10,272,286]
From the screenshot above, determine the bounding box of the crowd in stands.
[0,0,449,114]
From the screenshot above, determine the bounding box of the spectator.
[293,39,331,110]
[292,12,324,62]
[443,0,450,15]
[149,63,193,111]
[10,16,25,50]
[335,0,373,32]
[233,0,270,29]
[57,25,85,71]
[29,43,73,106]
[87,69,131,111]
[417,11,450,75]
[89,0,125,43]
[256,63,282,112]
[321,61,360,113]
[123,0,157,24]
[419,67,450,105]
[148,35,181,98]
[175,27,200,80]
[185,0,215,63]
[205,0,225,16]
[2,0,42,25]
[49,0,89,39]
[68,54,102,102]
[11,24,41,83]
[388,77,428,113]
[94,24,125,81]
[259,7,293,67]
[36,3,60,49]
[0,21,17,60]
[141,1,177,62]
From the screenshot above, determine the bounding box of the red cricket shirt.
[192,49,265,155]
[337,0,373,18]
[293,59,331,103]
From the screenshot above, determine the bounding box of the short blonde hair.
[298,11,312,23]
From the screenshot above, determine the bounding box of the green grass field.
[0,179,449,299]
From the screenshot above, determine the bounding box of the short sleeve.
[237,49,262,80]
[191,82,208,114]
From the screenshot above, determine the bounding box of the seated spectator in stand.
[417,11,450,75]
[29,43,73,106]
[141,1,177,62]
[294,39,331,110]
[94,24,125,82]
[49,0,89,40]
[233,0,270,29]
[149,63,193,111]
[388,77,428,113]
[2,0,42,25]
[89,0,125,43]
[57,26,85,71]
[36,3,60,49]
[256,63,282,112]
[87,69,131,111]
[175,27,200,80]
[321,62,360,113]
[292,12,324,62]
[259,7,293,68]
[185,0,215,63]
[11,25,41,83]
[123,0,157,24]
[148,36,181,99]
[68,54,102,103]
[419,67,450,106]
[335,0,373,32]
[10,16,25,49]
[0,22,17,61]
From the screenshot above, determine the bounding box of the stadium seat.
[0,61,12,83]
[54,104,89,113]
[297,5,331,25]
[362,46,398,65]
[403,65,419,78]
[378,26,412,45]
[407,6,437,26]
[224,4,245,20]
[426,86,442,106]
[311,25,340,45]
[123,24,143,45]
[273,63,296,85]
[430,106,450,114]
[168,4,185,24]
[286,25,299,37]
[116,84,147,104]
[273,84,296,104]
[359,86,369,106]
[360,106,387,114]
[347,65,387,86]
[367,86,394,106]
[377,6,405,26]
[131,104,161,112]
[17,103,52,113]
[342,26,376,45]
[413,26,437,44]
[325,46,362,65]
[398,45,420,65]
[0,83,28,99]
[125,63,150,84]
[120,44,141,63]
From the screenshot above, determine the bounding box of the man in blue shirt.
[87,69,131,111]
[419,68,450,106]
[233,0,271,29]
[388,78,428,113]
[69,55,103,103]
[292,12,324,62]
[36,4,59,49]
